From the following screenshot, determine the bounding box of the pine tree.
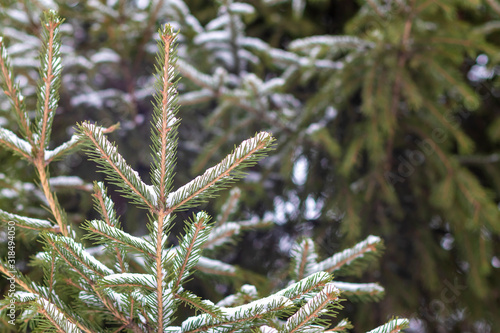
[1,1,498,332]
[0,10,408,333]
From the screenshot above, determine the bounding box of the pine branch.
[0,128,32,160]
[203,222,240,250]
[0,36,33,142]
[166,131,275,212]
[34,298,81,333]
[92,182,126,272]
[78,122,157,211]
[40,236,137,329]
[195,256,237,277]
[333,282,384,303]
[325,318,353,332]
[83,219,156,257]
[175,290,222,318]
[99,273,156,290]
[0,209,54,232]
[216,187,241,226]
[35,10,62,153]
[366,318,409,333]
[44,133,81,163]
[276,272,332,301]
[313,235,383,277]
[43,233,114,280]
[290,238,318,280]
[216,284,259,307]
[181,295,292,332]
[283,284,340,333]
[172,212,212,290]
[36,165,69,236]
[150,24,180,207]
[0,263,96,333]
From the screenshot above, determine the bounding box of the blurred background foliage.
[0,0,499,332]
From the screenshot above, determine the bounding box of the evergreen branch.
[0,264,96,333]
[240,36,344,70]
[43,233,114,279]
[283,284,340,333]
[216,285,259,307]
[203,222,240,250]
[276,272,332,301]
[238,218,273,230]
[92,182,119,227]
[0,128,32,160]
[290,238,318,280]
[195,256,237,276]
[181,295,293,332]
[366,318,409,333]
[313,235,383,277]
[46,248,57,299]
[92,182,126,272]
[41,236,137,329]
[35,10,63,153]
[99,273,156,290]
[78,122,157,211]
[325,318,353,332]
[166,132,275,212]
[289,35,374,52]
[153,211,174,332]
[0,208,54,231]
[151,24,179,206]
[177,58,216,89]
[148,287,175,332]
[177,60,293,133]
[178,89,213,105]
[173,212,212,290]
[0,37,33,142]
[22,15,70,236]
[44,134,81,163]
[216,187,241,226]
[35,165,69,236]
[83,219,156,257]
[334,282,384,302]
[176,290,222,318]
[34,298,81,333]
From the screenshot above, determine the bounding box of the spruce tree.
[0,10,408,333]
[1,1,499,332]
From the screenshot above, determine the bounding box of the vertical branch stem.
[158,32,173,205]
[155,211,166,332]
[36,164,67,236]
[38,20,58,155]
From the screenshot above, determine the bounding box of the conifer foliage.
[0,10,408,333]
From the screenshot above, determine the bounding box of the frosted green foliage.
[35,10,62,150]
[0,8,407,333]
[287,236,386,303]
[0,127,32,159]
[367,318,410,333]
[0,209,53,231]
